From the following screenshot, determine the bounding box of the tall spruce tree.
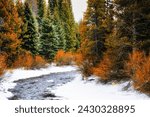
[16,0,26,46]
[37,0,46,19]
[40,17,59,60]
[37,0,46,31]
[48,0,66,50]
[40,3,61,60]
[81,0,108,64]
[58,0,77,51]
[22,2,39,55]
[115,0,150,51]
[0,0,22,65]
[47,0,66,49]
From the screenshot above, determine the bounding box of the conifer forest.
[0,0,150,98]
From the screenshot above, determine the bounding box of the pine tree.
[58,0,77,51]
[53,19,66,50]
[0,0,22,65]
[115,0,150,50]
[22,2,39,55]
[39,2,61,60]
[16,0,25,43]
[48,0,57,15]
[37,0,46,19]
[81,0,108,64]
[37,0,46,29]
[40,16,59,60]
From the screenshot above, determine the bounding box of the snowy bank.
[52,74,149,100]
[0,64,78,100]
[0,64,149,100]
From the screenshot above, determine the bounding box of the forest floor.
[0,64,149,100]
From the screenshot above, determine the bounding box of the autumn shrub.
[75,39,96,77]
[54,50,74,66]
[74,53,84,66]
[12,53,24,68]
[92,54,113,81]
[13,51,47,69]
[13,51,34,69]
[32,55,47,69]
[0,53,7,76]
[126,50,150,92]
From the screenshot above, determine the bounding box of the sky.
[71,0,87,22]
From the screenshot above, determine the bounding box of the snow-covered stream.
[0,65,149,100]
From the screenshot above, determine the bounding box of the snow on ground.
[0,64,149,100]
[52,74,149,100]
[0,64,78,100]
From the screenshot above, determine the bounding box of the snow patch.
[52,74,149,100]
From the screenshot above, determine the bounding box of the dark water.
[8,71,78,100]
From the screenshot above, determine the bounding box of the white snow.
[0,64,149,100]
[0,64,78,100]
[52,73,149,100]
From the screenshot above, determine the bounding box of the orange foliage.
[79,20,87,39]
[78,39,94,59]
[0,0,22,55]
[74,53,84,66]
[126,50,150,91]
[126,50,145,74]
[13,52,47,69]
[0,54,7,76]
[54,50,74,66]
[92,54,112,80]
[33,55,47,68]
[24,52,34,69]
[13,52,33,69]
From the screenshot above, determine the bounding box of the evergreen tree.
[40,0,71,60]
[22,2,39,55]
[48,0,66,50]
[58,0,77,51]
[53,19,66,50]
[37,0,46,28]
[115,0,150,51]
[40,16,59,60]
[81,0,108,64]
[37,0,46,19]
[0,0,22,65]
[48,0,57,15]
[16,0,25,43]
